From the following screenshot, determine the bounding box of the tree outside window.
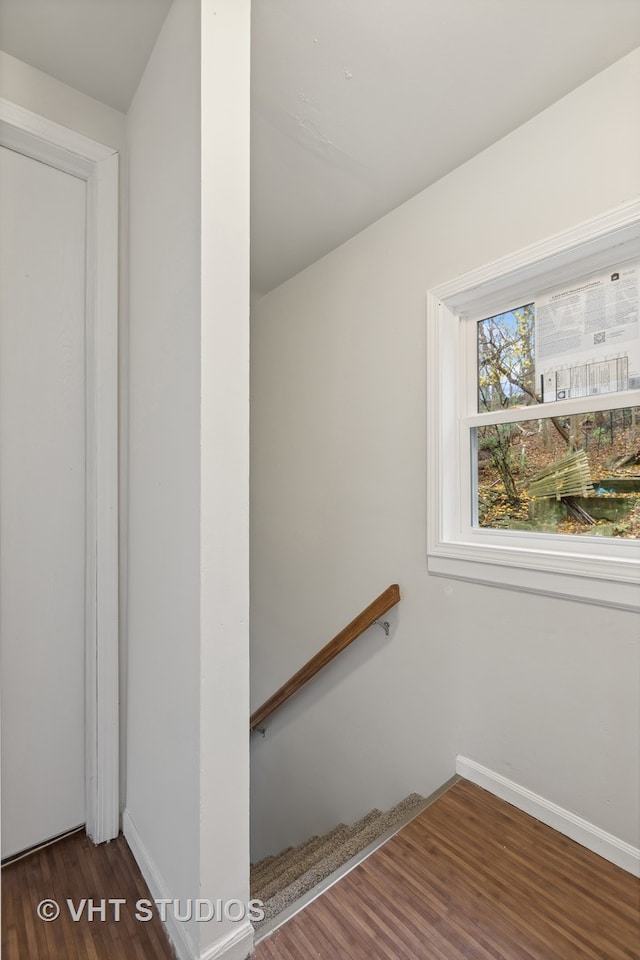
[475,304,640,538]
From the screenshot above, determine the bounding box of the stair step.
[252,823,353,891]
[253,811,381,901]
[253,831,329,900]
[251,835,325,887]
[255,792,425,929]
[252,832,323,896]
[250,846,294,889]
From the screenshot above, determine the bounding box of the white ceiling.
[0,0,173,113]
[1,1,640,294]
[251,0,640,293]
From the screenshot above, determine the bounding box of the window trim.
[426,199,640,611]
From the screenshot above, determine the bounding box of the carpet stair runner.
[250,792,425,931]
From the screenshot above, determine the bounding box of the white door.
[0,143,87,859]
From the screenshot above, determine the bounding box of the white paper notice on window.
[535,259,640,402]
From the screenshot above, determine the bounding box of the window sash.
[426,199,640,610]
[463,387,640,428]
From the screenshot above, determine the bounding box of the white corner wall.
[199,1,251,958]
[250,48,640,861]
[126,1,251,959]
[126,0,201,951]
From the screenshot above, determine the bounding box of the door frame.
[0,99,119,845]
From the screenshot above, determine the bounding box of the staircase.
[251,792,427,937]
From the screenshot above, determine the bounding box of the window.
[426,200,640,610]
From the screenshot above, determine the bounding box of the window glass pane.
[474,406,640,538]
[477,303,537,413]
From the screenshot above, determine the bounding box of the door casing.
[0,99,119,845]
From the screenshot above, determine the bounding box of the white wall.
[199,1,251,958]
[126,2,251,959]
[1,13,252,956]
[126,0,201,949]
[250,48,640,861]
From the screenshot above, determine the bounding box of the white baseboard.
[123,809,254,960]
[200,923,254,960]
[122,809,197,960]
[456,756,640,878]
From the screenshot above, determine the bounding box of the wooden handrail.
[250,584,400,732]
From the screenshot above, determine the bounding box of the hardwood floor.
[1,831,175,960]
[253,780,640,960]
[3,782,638,959]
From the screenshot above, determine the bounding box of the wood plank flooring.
[2,781,638,959]
[253,780,640,960]
[1,831,175,960]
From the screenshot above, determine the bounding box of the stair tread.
[252,832,325,895]
[250,841,310,888]
[252,811,381,901]
[254,792,425,929]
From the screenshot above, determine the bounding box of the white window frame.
[426,199,640,612]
